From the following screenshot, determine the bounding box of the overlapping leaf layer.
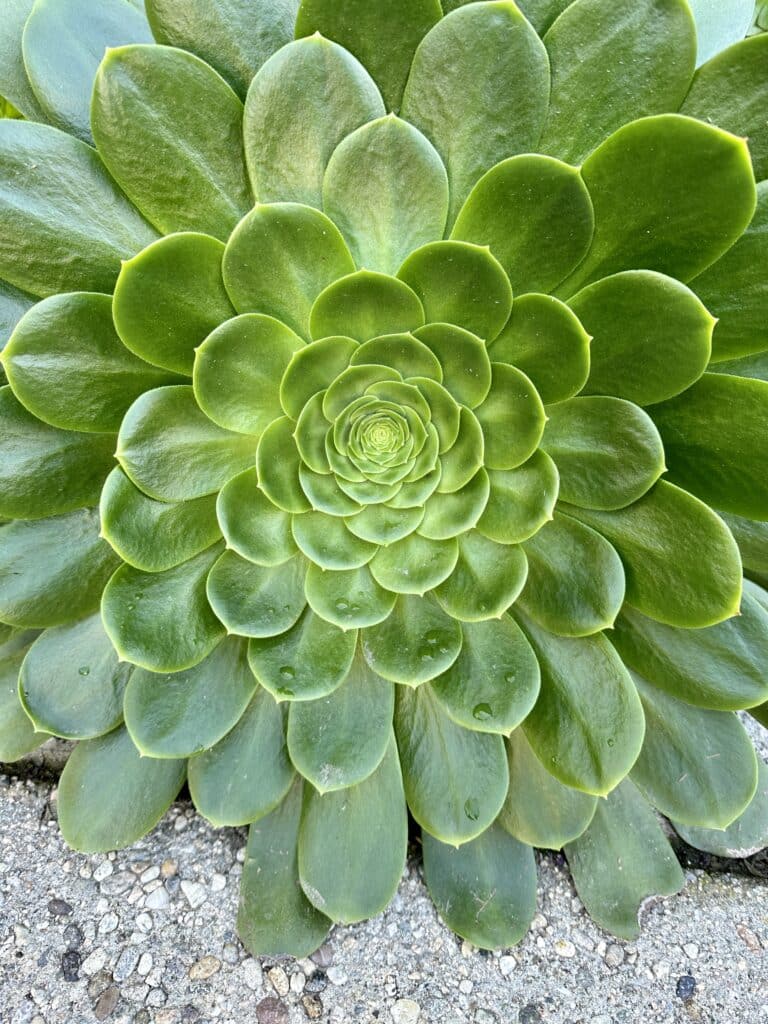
[1,0,768,954]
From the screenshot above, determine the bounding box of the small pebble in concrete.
[268,965,290,997]
[683,942,699,959]
[310,944,333,968]
[499,955,516,977]
[301,994,323,1020]
[188,955,221,981]
[145,886,169,910]
[48,898,72,917]
[93,984,119,1021]
[242,958,263,991]
[304,969,327,994]
[391,998,420,1024]
[604,943,625,967]
[326,965,348,986]
[180,880,207,909]
[519,1005,542,1024]
[554,939,576,958]
[676,974,697,1001]
[255,996,289,1024]
[60,950,80,982]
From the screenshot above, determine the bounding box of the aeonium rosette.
[1,0,768,957]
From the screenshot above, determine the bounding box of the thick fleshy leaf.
[452,155,594,296]
[92,44,251,239]
[296,0,441,111]
[476,451,560,545]
[475,363,545,471]
[188,687,294,827]
[518,615,645,796]
[688,0,754,65]
[0,0,47,120]
[681,34,768,180]
[542,396,665,510]
[517,0,572,33]
[431,617,540,734]
[362,593,462,685]
[217,469,296,567]
[292,512,375,571]
[146,0,299,97]
[489,293,590,406]
[693,182,768,361]
[58,726,185,852]
[248,608,356,702]
[568,271,714,405]
[206,550,307,639]
[281,337,359,421]
[324,116,448,276]
[101,468,221,573]
[723,514,768,577]
[0,645,46,762]
[415,324,491,409]
[244,37,384,208]
[0,279,34,354]
[113,232,235,375]
[117,386,256,501]
[346,503,425,546]
[673,759,768,858]
[651,374,768,520]
[418,470,489,541]
[19,613,130,739]
[0,120,156,297]
[567,482,743,628]
[559,115,756,295]
[3,292,176,432]
[310,271,424,342]
[299,738,407,923]
[398,241,513,342]
[256,417,311,514]
[519,513,625,636]
[369,535,459,597]
[288,652,392,793]
[434,531,528,621]
[631,675,758,828]
[238,780,331,958]
[351,335,441,383]
[0,510,119,628]
[612,597,768,711]
[0,387,115,520]
[194,315,303,435]
[540,0,696,164]
[565,779,685,941]
[422,824,537,949]
[102,544,225,671]
[223,204,354,339]
[395,683,508,843]
[22,0,152,142]
[711,351,768,381]
[500,728,597,849]
[124,637,256,757]
[305,563,396,629]
[401,1,549,225]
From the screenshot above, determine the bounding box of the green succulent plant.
[1,0,768,956]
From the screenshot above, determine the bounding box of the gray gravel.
[1,729,768,1024]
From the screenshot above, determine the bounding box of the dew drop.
[464,797,480,821]
[335,599,350,613]
[607,738,615,747]
[472,702,493,721]
[277,687,295,698]
[504,672,516,684]
[279,666,295,680]
[424,630,442,646]
[78,666,90,677]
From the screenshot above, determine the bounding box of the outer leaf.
[248,608,357,702]
[650,374,768,520]
[559,115,756,295]
[362,593,462,686]
[124,637,256,758]
[0,386,115,520]
[499,728,597,849]
[434,531,529,621]
[417,470,489,541]
[57,726,185,851]
[402,1,549,225]
[566,481,743,628]
[567,271,714,405]
[0,510,119,628]
[113,232,235,375]
[206,550,307,639]
[216,469,296,567]
[92,44,251,240]
[102,544,225,671]
[19,613,130,739]
[0,0,47,120]
[100,468,221,573]
[519,513,625,636]
[395,683,508,844]
[146,0,299,97]
[22,0,152,142]
[223,204,355,338]
[295,0,441,112]
[681,34,768,181]
[422,824,537,950]
[310,271,424,342]
[540,0,696,164]
[612,597,768,711]
[238,780,331,958]
[0,279,34,352]
[117,386,256,501]
[188,687,294,827]
[3,292,176,432]
[299,738,407,924]
[722,514,768,576]
[476,451,560,545]
[0,120,156,297]
[430,617,540,734]
[541,396,666,510]
[288,651,393,792]
[673,759,768,858]
[687,0,754,65]
[517,0,572,34]
[243,37,384,207]
[323,116,448,276]
[518,614,645,796]
[292,512,376,571]
[490,293,590,406]
[305,563,396,629]
[0,646,46,762]
[631,675,758,828]
[452,155,594,295]
[565,779,685,941]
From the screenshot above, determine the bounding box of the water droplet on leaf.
[472,703,493,721]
